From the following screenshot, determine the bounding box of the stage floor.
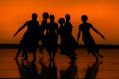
[0,48,119,79]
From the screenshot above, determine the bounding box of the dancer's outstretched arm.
[91,25,105,39]
[13,22,27,37]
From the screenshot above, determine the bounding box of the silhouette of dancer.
[58,14,77,61]
[39,58,57,79]
[39,12,49,54]
[84,61,103,79]
[15,59,39,79]
[58,18,66,54]
[60,61,78,79]
[46,15,58,61]
[77,15,105,61]
[14,13,40,62]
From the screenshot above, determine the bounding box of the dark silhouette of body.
[84,61,103,79]
[39,12,49,54]
[46,15,58,61]
[58,18,66,54]
[39,58,57,79]
[14,13,40,62]
[58,14,77,61]
[60,61,78,79]
[77,15,105,61]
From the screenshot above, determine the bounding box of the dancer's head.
[58,18,65,25]
[50,15,55,21]
[65,14,70,22]
[81,15,88,23]
[42,12,49,19]
[32,13,37,21]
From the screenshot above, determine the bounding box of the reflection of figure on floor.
[15,59,39,79]
[46,15,58,61]
[60,61,78,79]
[77,15,105,62]
[39,58,57,79]
[58,14,77,61]
[84,61,103,79]
[14,13,40,63]
[38,58,48,79]
[39,12,49,54]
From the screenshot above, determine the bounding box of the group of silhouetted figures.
[14,12,105,63]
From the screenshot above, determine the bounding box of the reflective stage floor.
[0,48,119,79]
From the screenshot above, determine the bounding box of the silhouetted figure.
[58,14,77,61]
[60,60,78,79]
[15,59,39,79]
[14,13,40,62]
[84,61,103,79]
[39,58,57,79]
[46,15,58,61]
[77,15,105,61]
[58,18,66,54]
[39,12,49,54]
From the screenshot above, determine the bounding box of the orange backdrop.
[0,0,119,44]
